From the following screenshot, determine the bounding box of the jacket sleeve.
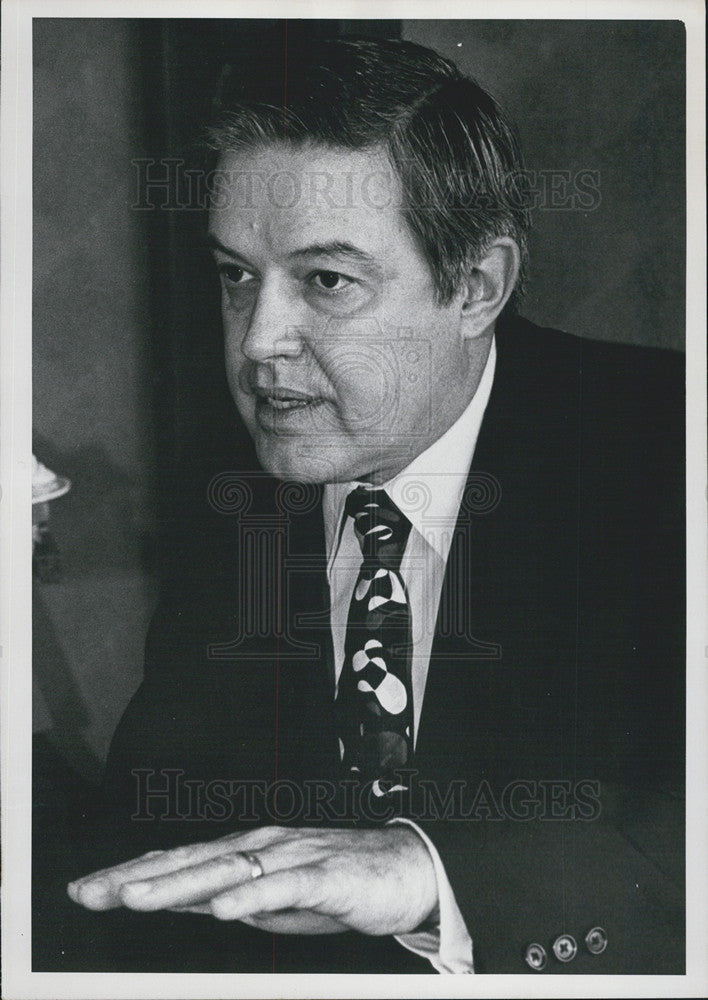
[416,778,684,973]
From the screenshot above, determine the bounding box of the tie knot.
[344,486,412,567]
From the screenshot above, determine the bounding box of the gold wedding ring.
[239,850,264,880]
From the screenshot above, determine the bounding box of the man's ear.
[459,237,521,337]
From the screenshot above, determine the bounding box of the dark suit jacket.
[60,317,685,974]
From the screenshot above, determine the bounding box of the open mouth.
[256,388,322,408]
[263,395,315,410]
[254,388,326,423]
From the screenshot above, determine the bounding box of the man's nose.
[239,281,305,363]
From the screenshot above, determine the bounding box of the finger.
[68,828,282,910]
[119,830,336,912]
[116,834,309,912]
[118,850,258,911]
[67,849,202,911]
[119,828,344,912]
[67,850,171,908]
[211,866,328,922]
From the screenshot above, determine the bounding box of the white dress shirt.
[322,337,496,973]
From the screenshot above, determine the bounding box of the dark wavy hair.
[204,37,531,309]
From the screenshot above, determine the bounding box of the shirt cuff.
[388,817,474,974]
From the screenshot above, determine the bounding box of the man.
[67,38,684,974]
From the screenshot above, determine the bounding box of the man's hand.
[67,826,438,936]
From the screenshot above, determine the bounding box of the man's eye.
[218,264,255,286]
[311,271,353,293]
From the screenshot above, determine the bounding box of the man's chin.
[255,443,344,484]
[253,439,414,485]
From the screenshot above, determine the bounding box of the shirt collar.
[324,336,496,562]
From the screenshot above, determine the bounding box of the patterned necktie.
[335,486,414,793]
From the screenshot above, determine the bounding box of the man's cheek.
[330,370,396,434]
[233,391,255,430]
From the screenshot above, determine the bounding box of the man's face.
[208,143,484,483]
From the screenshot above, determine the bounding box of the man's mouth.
[257,388,318,406]
[263,395,313,410]
[253,388,326,421]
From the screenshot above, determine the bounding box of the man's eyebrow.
[288,242,379,267]
[204,232,240,257]
[204,234,383,272]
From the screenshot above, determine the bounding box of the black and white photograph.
[1,1,706,996]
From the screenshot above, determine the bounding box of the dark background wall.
[33,18,685,779]
[33,19,158,777]
[403,20,685,350]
